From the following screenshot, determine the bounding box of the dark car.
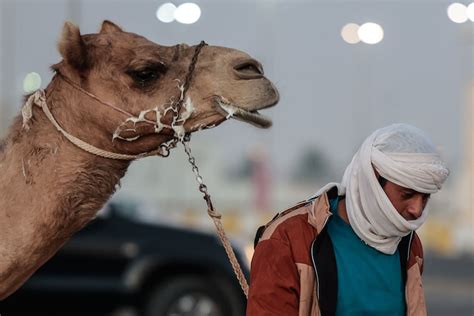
[0,203,249,316]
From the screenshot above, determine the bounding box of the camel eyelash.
[137,62,167,73]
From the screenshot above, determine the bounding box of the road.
[424,253,474,316]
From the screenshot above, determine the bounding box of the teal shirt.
[326,197,406,316]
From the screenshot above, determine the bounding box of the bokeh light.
[23,72,42,93]
[174,3,201,24]
[156,3,177,23]
[358,22,384,45]
[341,23,360,44]
[447,3,468,23]
[466,3,474,21]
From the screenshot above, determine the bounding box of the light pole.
[447,1,474,254]
[340,21,384,143]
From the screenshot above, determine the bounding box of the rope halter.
[22,41,208,160]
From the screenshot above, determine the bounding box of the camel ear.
[58,21,88,70]
[100,20,123,34]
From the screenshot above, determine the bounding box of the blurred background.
[0,0,472,315]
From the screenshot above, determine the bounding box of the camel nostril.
[236,63,262,74]
[234,60,264,79]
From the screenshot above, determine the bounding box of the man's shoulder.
[254,198,318,246]
[253,185,338,248]
[268,198,314,224]
[252,198,323,266]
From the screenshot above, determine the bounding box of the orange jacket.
[247,188,426,316]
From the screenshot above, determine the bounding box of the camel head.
[52,20,279,156]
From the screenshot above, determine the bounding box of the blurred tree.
[292,148,332,183]
[227,157,253,180]
[225,147,272,212]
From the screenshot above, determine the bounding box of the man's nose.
[406,195,424,220]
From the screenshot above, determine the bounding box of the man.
[247,124,449,316]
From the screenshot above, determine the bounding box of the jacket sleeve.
[246,238,300,316]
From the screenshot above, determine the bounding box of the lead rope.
[175,42,250,298]
[181,136,250,298]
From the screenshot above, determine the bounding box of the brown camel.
[0,20,278,299]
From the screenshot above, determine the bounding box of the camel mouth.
[214,97,273,129]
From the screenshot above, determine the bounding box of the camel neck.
[0,110,129,298]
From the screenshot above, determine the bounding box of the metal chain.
[98,41,251,296]
[157,138,179,157]
[181,137,250,298]
[175,41,250,297]
[172,41,207,126]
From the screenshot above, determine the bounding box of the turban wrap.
[314,124,449,254]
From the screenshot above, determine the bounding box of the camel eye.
[132,70,157,83]
[127,63,167,86]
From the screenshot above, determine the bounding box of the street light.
[447,2,470,23]
[156,3,176,23]
[358,23,384,45]
[466,3,474,21]
[174,3,201,24]
[155,2,201,24]
[341,22,384,45]
[23,72,42,93]
[341,23,361,44]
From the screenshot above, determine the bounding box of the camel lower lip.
[215,99,272,129]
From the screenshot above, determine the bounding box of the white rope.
[22,90,162,161]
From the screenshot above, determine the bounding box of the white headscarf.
[314,124,449,254]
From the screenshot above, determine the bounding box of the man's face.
[382,181,430,221]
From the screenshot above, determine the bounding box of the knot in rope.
[22,90,46,130]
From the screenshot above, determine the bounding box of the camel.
[0,20,279,299]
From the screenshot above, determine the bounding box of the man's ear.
[100,20,123,34]
[58,21,88,70]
